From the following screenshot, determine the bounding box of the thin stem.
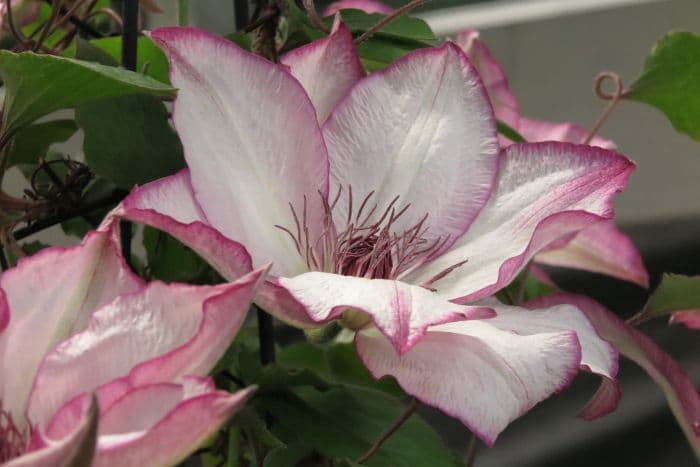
[255,304,276,365]
[355,0,427,45]
[357,398,420,464]
[42,0,103,38]
[583,71,625,145]
[4,0,31,48]
[177,0,189,26]
[464,433,478,467]
[303,0,329,33]
[233,0,249,31]
[12,189,126,241]
[33,0,63,52]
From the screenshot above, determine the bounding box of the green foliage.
[65,37,171,84]
[496,119,526,143]
[331,9,436,42]
[644,274,700,318]
[258,385,461,467]
[5,119,77,167]
[626,31,700,141]
[75,93,185,189]
[0,51,175,137]
[142,227,221,284]
[497,268,558,305]
[67,39,183,189]
[278,341,403,396]
[282,0,435,70]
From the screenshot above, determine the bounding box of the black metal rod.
[120,0,138,269]
[255,305,276,365]
[43,0,104,38]
[234,0,249,31]
[121,0,139,71]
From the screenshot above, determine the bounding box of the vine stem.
[120,0,139,270]
[464,433,478,467]
[355,0,428,45]
[303,0,329,33]
[233,0,249,31]
[357,398,420,464]
[583,71,625,145]
[255,304,276,365]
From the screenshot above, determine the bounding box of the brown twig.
[355,0,427,45]
[33,0,63,51]
[583,71,626,145]
[4,0,31,49]
[303,0,329,33]
[357,398,420,464]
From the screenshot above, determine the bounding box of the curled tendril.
[584,71,626,145]
[594,71,625,101]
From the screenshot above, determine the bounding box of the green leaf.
[142,227,220,283]
[278,341,402,396]
[75,93,185,189]
[65,36,171,84]
[496,119,526,143]
[0,51,175,136]
[333,9,436,42]
[6,119,78,167]
[645,274,700,318]
[260,386,460,467]
[626,31,700,141]
[357,35,430,71]
[497,268,558,305]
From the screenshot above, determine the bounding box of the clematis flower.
[456,29,649,287]
[110,25,634,444]
[0,227,264,466]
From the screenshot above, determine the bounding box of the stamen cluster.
[0,406,27,463]
[276,186,461,282]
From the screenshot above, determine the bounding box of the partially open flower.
[0,227,263,466]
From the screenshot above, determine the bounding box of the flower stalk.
[357,398,420,464]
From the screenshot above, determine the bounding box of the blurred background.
[6,0,700,464]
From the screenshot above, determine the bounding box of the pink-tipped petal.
[670,310,700,329]
[516,117,616,149]
[276,272,494,354]
[323,0,392,15]
[485,301,617,378]
[0,231,143,428]
[150,26,329,276]
[529,293,700,456]
[455,30,520,129]
[93,384,255,467]
[114,170,252,280]
[7,395,98,467]
[281,19,364,124]
[535,220,649,287]
[356,321,581,446]
[407,142,634,302]
[323,43,499,254]
[28,268,264,430]
[579,377,622,420]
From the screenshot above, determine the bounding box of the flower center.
[0,405,28,463]
[276,186,450,280]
